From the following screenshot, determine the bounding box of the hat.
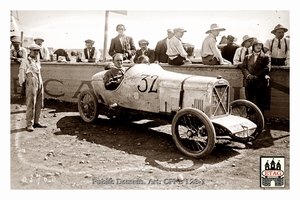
[271,24,288,34]
[85,39,95,44]
[173,28,187,33]
[28,44,42,50]
[226,35,235,41]
[167,29,174,33]
[252,39,263,45]
[11,37,21,44]
[34,37,44,42]
[138,39,149,45]
[241,35,256,46]
[205,23,226,34]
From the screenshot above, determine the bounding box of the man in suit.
[154,29,174,64]
[81,39,101,63]
[133,39,155,63]
[238,40,270,114]
[108,24,136,61]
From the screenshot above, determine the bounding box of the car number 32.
[137,74,159,93]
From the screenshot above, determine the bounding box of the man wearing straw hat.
[233,35,256,65]
[19,44,47,132]
[264,24,290,66]
[200,23,231,65]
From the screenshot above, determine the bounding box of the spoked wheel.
[78,90,99,123]
[171,108,216,158]
[229,99,264,142]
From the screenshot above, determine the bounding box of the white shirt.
[166,36,187,60]
[233,47,252,65]
[264,37,290,59]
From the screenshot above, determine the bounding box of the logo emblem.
[260,156,285,187]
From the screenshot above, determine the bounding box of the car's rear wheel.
[78,90,99,123]
[171,108,216,158]
[229,99,264,142]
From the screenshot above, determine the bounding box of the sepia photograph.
[5,0,298,198]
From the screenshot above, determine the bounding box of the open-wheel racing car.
[78,64,264,158]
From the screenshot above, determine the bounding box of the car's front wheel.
[78,90,99,123]
[171,108,216,158]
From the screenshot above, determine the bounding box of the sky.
[10,10,290,50]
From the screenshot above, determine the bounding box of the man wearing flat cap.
[133,39,155,63]
[221,35,239,64]
[19,44,47,132]
[154,29,174,64]
[10,37,28,62]
[34,37,50,62]
[200,23,230,65]
[264,24,290,66]
[81,39,101,63]
[166,27,191,65]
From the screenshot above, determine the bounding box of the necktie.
[39,49,43,59]
[278,39,281,49]
[245,48,249,56]
[16,51,21,58]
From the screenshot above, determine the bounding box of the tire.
[78,90,99,123]
[229,99,264,142]
[171,108,216,158]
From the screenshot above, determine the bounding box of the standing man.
[18,44,47,132]
[108,24,136,61]
[133,39,155,63]
[264,24,289,66]
[81,39,101,63]
[166,27,191,65]
[233,35,256,65]
[154,29,174,64]
[200,23,230,65]
[34,37,50,62]
[221,35,239,64]
[238,40,270,115]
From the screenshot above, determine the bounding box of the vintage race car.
[78,64,264,158]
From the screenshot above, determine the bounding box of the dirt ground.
[10,97,290,191]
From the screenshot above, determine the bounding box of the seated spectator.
[53,49,70,62]
[34,37,50,62]
[134,39,155,63]
[10,37,28,62]
[81,39,101,63]
[136,55,150,64]
[200,24,231,65]
[71,51,82,62]
[166,27,191,65]
[221,35,239,64]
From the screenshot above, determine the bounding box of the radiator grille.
[212,85,229,116]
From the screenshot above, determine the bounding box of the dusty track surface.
[10,97,290,190]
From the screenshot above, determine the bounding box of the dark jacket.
[154,37,168,63]
[53,49,70,61]
[133,48,155,63]
[221,43,239,63]
[108,35,136,60]
[239,52,270,88]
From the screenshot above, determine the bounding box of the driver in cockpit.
[103,53,126,90]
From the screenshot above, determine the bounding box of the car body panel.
[91,64,229,116]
